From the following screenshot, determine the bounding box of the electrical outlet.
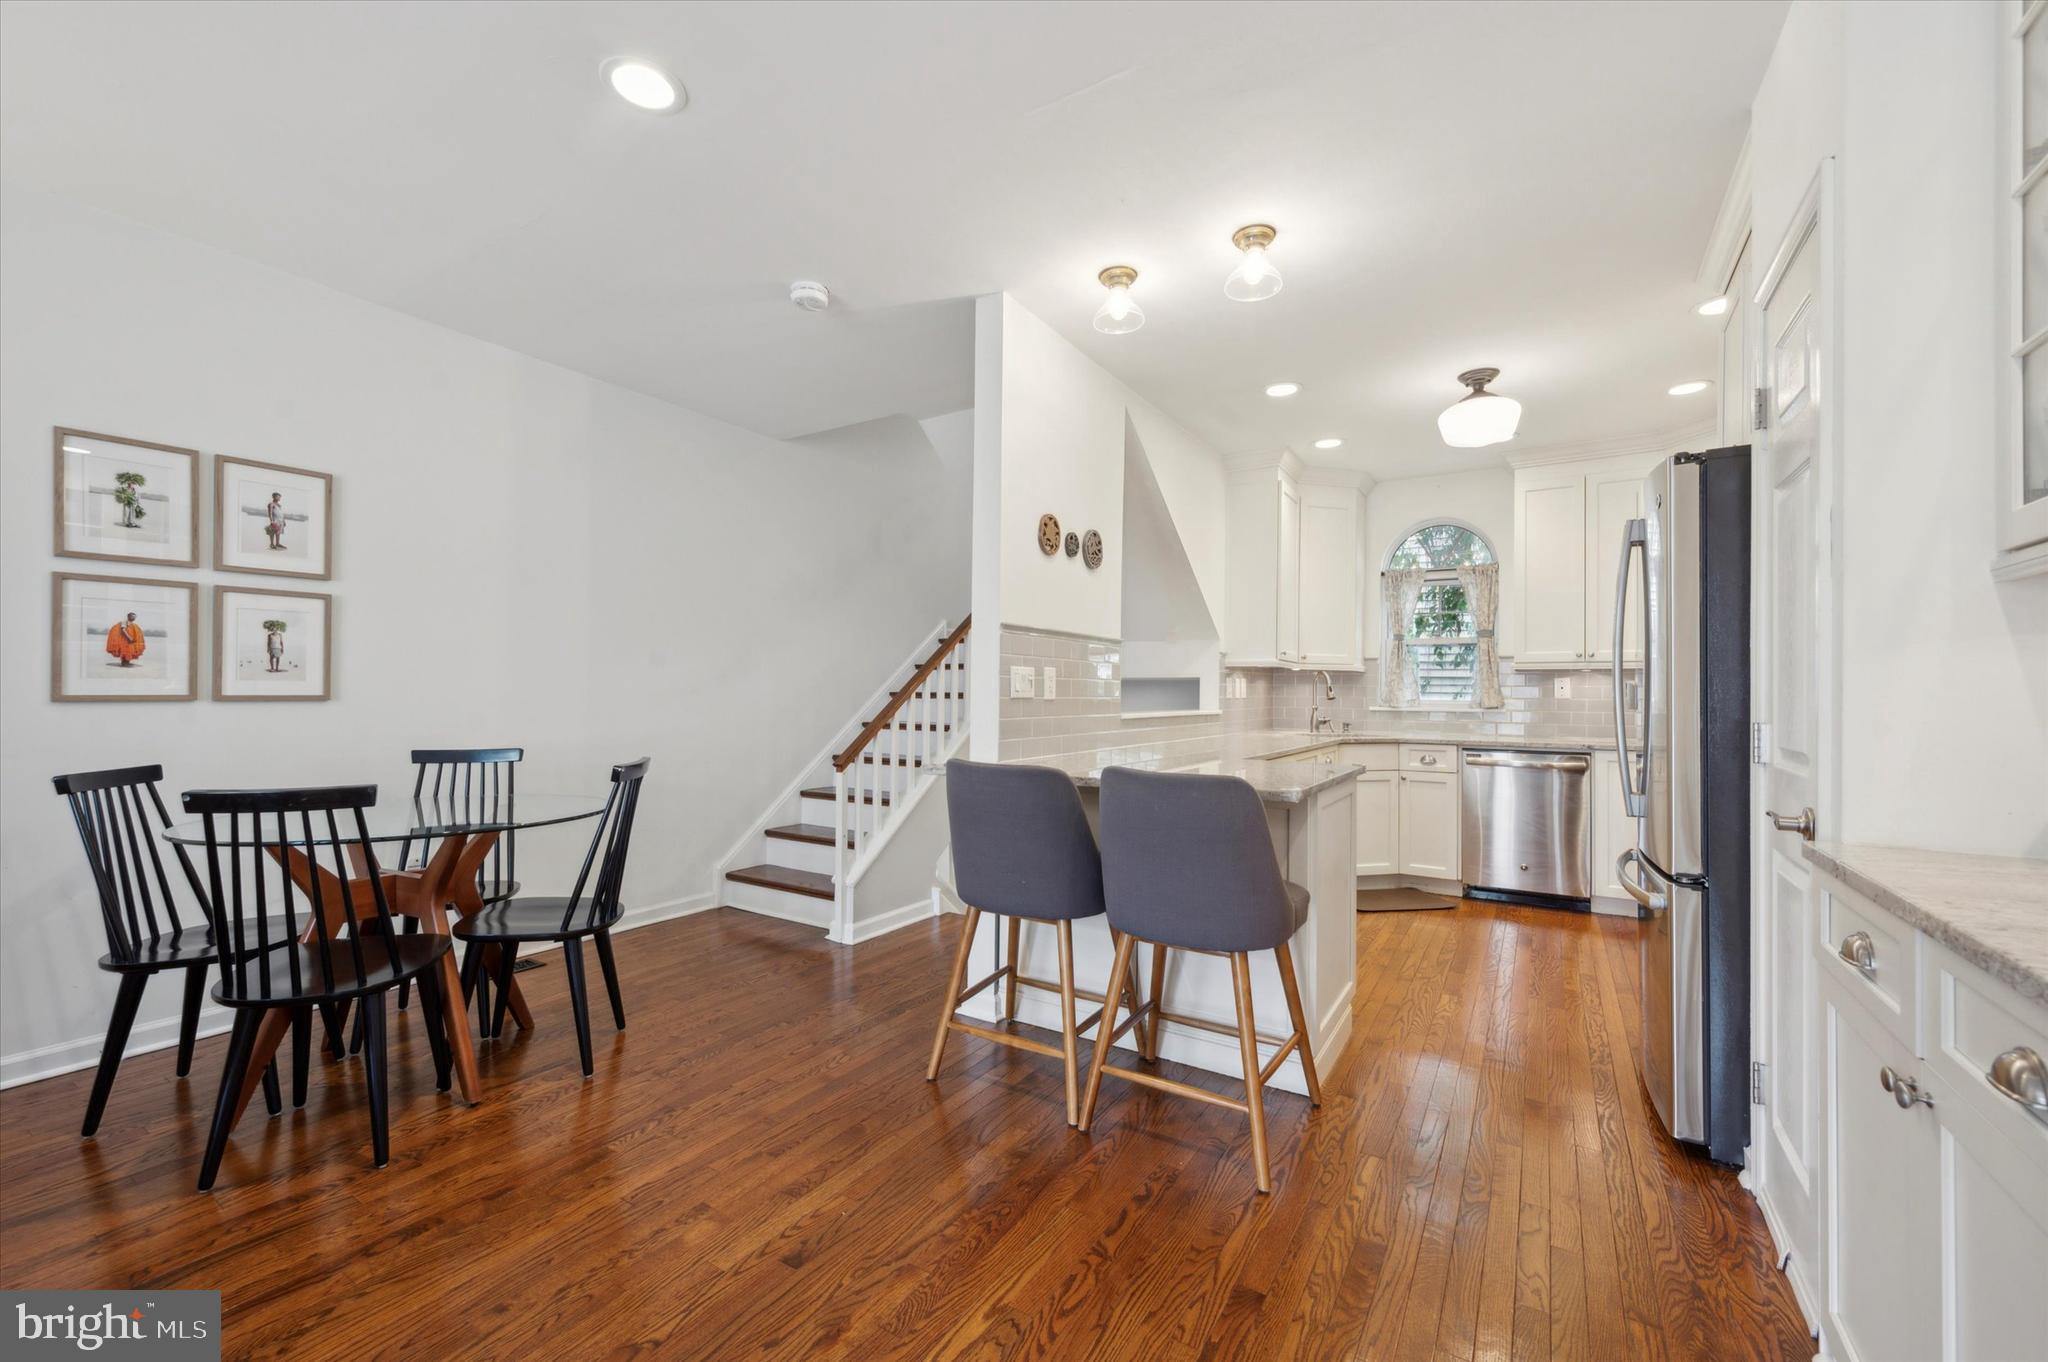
[1553,676,1573,700]
[1010,665,1035,699]
[1042,666,1057,700]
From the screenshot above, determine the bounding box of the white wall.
[1359,467,1515,659]
[1748,0,2048,856]
[990,296,1228,642]
[0,183,971,1080]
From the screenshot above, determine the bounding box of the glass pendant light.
[1092,266,1145,335]
[1436,367,1522,448]
[1224,224,1282,302]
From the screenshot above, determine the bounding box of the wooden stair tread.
[764,823,851,848]
[724,864,835,900]
[802,786,892,806]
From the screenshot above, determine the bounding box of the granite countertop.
[1802,841,2048,1004]
[1235,730,1619,758]
[1025,738,1365,805]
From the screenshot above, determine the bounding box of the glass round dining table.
[164,785,610,1111]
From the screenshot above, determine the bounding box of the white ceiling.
[0,0,1784,472]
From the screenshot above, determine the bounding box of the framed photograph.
[213,586,331,701]
[52,428,200,567]
[214,455,332,579]
[51,573,198,702]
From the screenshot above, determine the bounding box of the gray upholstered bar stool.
[927,759,1153,1126]
[1079,765,1323,1192]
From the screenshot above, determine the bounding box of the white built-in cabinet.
[1509,452,1659,668]
[1353,768,1398,878]
[1808,866,2048,1362]
[1224,454,1366,669]
[1339,743,1458,883]
[1397,766,1459,879]
[1588,750,1638,906]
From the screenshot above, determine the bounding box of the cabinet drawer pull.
[1837,931,1877,979]
[1987,1047,2048,1126]
[1417,754,1438,765]
[1880,1066,1934,1110]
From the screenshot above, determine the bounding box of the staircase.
[717,617,970,943]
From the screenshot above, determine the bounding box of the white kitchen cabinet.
[1509,452,1662,668]
[1297,482,1363,668]
[1396,768,1459,880]
[1806,866,2048,1362]
[1588,750,1636,906]
[1225,455,1365,669]
[1353,770,1398,876]
[1819,972,1942,1362]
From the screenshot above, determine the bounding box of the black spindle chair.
[184,784,455,1191]
[453,759,648,1077]
[391,747,523,1019]
[52,765,289,1137]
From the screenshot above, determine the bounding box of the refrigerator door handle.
[1616,847,1667,914]
[1611,517,1649,818]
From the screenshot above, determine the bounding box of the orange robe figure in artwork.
[105,613,145,666]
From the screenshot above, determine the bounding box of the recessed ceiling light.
[1265,382,1301,398]
[603,57,684,112]
[1695,296,1730,317]
[1668,380,1711,396]
[1313,438,1344,450]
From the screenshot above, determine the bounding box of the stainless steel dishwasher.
[1460,749,1592,906]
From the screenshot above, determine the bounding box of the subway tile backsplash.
[995,624,1631,764]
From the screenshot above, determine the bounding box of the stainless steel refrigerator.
[1611,446,1751,1166]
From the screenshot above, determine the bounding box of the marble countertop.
[1802,841,2048,1004]
[1024,738,1365,805]
[1234,730,1619,757]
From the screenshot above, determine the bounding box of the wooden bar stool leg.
[1122,949,1149,1062]
[1274,940,1322,1106]
[1002,916,1022,1021]
[1056,920,1080,1126]
[1146,943,1168,1063]
[926,905,980,1081]
[1230,951,1272,1194]
[1079,930,1136,1132]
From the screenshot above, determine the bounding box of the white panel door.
[1396,770,1458,879]
[1513,471,1587,664]
[1298,492,1358,667]
[1586,469,1646,665]
[1354,770,1397,876]
[1820,978,1940,1362]
[1755,165,1837,1318]
[1277,480,1302,663]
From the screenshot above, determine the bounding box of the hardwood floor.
[0,901,1813,1360]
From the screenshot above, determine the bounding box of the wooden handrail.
[833,616,970,771]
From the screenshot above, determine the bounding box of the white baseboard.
[1754,1182,1825,1343]
[0,891,716,1092]
[835,897,935,946]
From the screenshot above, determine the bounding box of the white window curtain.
[1377,568,1425,706]
[1459,561,1504,709]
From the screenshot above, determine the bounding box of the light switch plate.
[1010,665,1036,699]
[1042,666,1057,700]
[1553,676,1573,700]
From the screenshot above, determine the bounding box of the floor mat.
[1356,886,1458,912]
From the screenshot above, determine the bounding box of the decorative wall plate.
[1038,513,1061,555]
[1082,529,1104,569]
[1065,531,1080,557]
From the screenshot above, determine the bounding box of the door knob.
[1765,807,1816,841]
[1880,1066,1934,1110]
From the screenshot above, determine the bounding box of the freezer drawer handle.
[1987,1047,2048,1127]
[1465,753,1590,773]
[1836,931,1877,979]
[1615,848,1666,914]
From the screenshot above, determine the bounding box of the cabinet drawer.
[1818,881,1917,1047]
[1342,742,1399,772]
[1920,937,2048,1150]
[1399,743,1457,773]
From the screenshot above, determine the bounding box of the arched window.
[1384,522,1496,704]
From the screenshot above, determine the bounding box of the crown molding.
[1224,448,1306,482]
[1697,131,1752,295]
[1295,463,1375,494]
[1501,422,1717,470]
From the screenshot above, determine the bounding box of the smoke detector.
[789,281,831,312]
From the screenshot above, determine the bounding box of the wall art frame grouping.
[46,424,337,702]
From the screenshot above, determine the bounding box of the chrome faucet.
[1309,670,1337,733]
